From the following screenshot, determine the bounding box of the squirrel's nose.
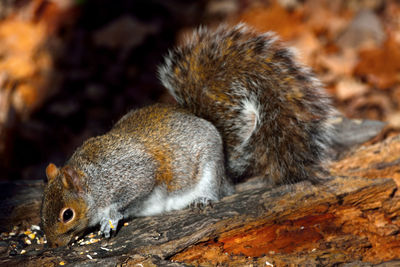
[49,241,59,248]
[48,238,64,248]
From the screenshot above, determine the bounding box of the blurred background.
[0,0,399,182]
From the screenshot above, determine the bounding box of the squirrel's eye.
[61,208,74,223]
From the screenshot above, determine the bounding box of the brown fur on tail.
[158,24,335,184]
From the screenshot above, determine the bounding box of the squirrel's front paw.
[99,210,123,238]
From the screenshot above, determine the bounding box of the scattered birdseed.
[25,239,31,245]
[89,238,100,244]
[28,233,35,240]
[100,247,110,251]
[59,261,65,266]
[86,254,93,260]
[24,230,32,235]
[123,222,129,226]
[20,250,26,254]
[31,225,41,231]
[88,233,95,238]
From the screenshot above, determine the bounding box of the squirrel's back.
[158,24,335,184]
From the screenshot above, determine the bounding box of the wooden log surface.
[2,118,400,266]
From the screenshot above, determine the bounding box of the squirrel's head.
[40,163,89,247]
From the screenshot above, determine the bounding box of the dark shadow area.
[0,0,206,181]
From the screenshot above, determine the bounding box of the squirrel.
[41,24,335,247]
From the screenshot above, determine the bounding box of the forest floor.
[0,0,400,266]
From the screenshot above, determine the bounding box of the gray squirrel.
[40,24,335,247]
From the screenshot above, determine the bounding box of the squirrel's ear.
[61,166,83,193]
[46,163,59,182]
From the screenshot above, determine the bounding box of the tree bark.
[2,119,400,267]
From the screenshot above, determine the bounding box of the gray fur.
[41,104,233,245]
[66,105,232,230]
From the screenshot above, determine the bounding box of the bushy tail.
[158,24,336,184]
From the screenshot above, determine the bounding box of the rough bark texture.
[1,119,400,266]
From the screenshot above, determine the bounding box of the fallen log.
[2,119,400,266]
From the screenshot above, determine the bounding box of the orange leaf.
[354,37,400,89]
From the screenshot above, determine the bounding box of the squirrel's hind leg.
[165,149,234,212]
[164,162,221,211]
[136,159,232,216]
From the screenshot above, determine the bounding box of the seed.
[31,225,41,231]
[24,230,32,235]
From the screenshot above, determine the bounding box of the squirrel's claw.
[100,218,115,238]
[189,197,214,212]
[99,210,123,238]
